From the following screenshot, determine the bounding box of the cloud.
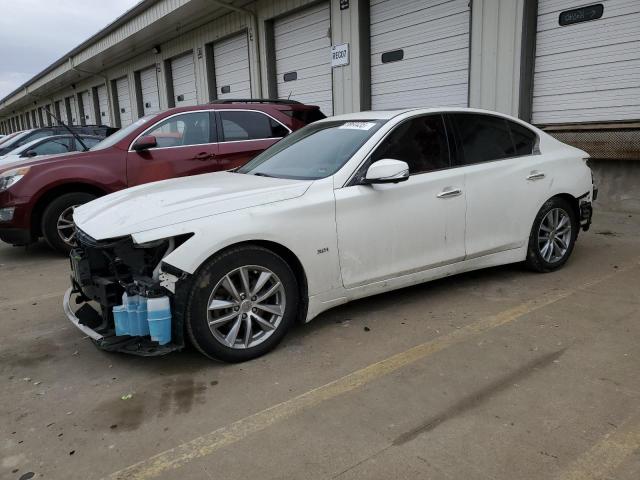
[0,0,140,98]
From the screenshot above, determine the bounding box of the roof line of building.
[0,0,159,106]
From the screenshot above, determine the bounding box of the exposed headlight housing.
[0,167,30,192]
[0,207,15,222]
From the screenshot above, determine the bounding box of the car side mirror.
[132,135,157,151]
[363,159,410,185]
[23,150,37,158]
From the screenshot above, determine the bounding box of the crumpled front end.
[64,228,191,356]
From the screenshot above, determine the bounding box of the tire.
[41,192,96,254]
[525,197,578,273]
[185,245,299,362]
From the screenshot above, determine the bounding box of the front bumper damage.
[63,229,189,356]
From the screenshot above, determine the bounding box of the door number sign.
[331,44,349,68]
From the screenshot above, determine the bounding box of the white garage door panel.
[274,2,332,115]
[370,0,470,110]
[68,96,78,124]
[116,77,133,127]
[81,91,95,125]
[171,53,197,106]
[140,66,160,115]
[57,101,67,125]
[97,85,110,126]
[532,0,640,123]
[214,33,251,99]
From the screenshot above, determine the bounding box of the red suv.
[0,100,324,253]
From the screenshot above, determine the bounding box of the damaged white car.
[65,108,596,362]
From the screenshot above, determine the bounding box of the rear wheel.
[41,192,96,254]
[185,245,299,362]
[525,197,577,272]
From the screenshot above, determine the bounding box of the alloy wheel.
[57,205,78,246]
[538,208,572,263]
[206,265,286,349]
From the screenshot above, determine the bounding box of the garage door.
[68,96,79,125]
[43,104,52,126]
[171,52,198,106]
[370,0,470,110]
[274,2,333,115]
[56,100,67,125]
[116,77,133,127]
[81,91,95,125]
[533,0,640,124]
[213,32,251,99]
[97,85,110,126]
[140,66,161,115]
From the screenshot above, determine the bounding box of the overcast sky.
[0,0,140,99]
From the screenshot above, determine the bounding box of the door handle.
[437,187,463,199]
[527,170,546,181]
[192,152,215,161]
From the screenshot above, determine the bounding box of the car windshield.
[90,115,156,151]
[237,120,386,180]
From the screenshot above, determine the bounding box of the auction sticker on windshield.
[339,122,377,130]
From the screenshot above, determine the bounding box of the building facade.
[1,0,638,209]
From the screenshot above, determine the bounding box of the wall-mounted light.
[71,83,76,89]
[152,45,161,54]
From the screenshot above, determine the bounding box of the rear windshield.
[282,108,326,125]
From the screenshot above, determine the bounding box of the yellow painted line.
[106,261,639,480]
[558,410,640,480]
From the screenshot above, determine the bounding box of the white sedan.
[66,108,596,362]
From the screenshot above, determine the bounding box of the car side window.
[16,130,53,147]
[450,114,515,165]
[369,114,450,174]
[79,137,102,149]
[220,111,288,142]
[145,112,210,148]
[508,120,537,155]
[30,138,73,155]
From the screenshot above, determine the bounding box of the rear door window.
[508,121,537,155]
[450,114,513,165]
[219,111,289,142]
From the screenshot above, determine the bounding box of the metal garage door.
[370,0,470,110]
[116,77,133,127]
[68,96,79,125]
[274,2,333,115]
[533,0,640,124]
[140,66,160,115]
[56,100,67,125]
[171,52,198,106]
[97,85,110,126]
[213,32,251,99]
[81,91,95,125]
[43,104,52,126]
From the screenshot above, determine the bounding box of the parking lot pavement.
[1,210,639,480]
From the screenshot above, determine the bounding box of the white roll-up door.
[214,32,251,99]
[370,0,470,110]
[68,96,78,125]
[140,66,161,115]
[97,85,111,126]
[81,91,95,125]
[533,0,640,124]
[171,52,197,106]
[116,77,133,127]
[43,104,52,126]
[57,100,67,125]
[274,2,333,115]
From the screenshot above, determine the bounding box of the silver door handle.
[527,171,546,181]
[437,187,462,199]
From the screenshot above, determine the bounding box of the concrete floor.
[1,210,639,480]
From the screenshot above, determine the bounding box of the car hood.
[0,149,92,173]
[74,172,312,240]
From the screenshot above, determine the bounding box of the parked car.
[65,108,596,362]
[0,100,325,253]
[0,134,103,162]
[0,125,116,157]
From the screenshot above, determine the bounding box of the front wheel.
[525,197,578,273]
[185,245,299,362]
[41,192,97,254]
